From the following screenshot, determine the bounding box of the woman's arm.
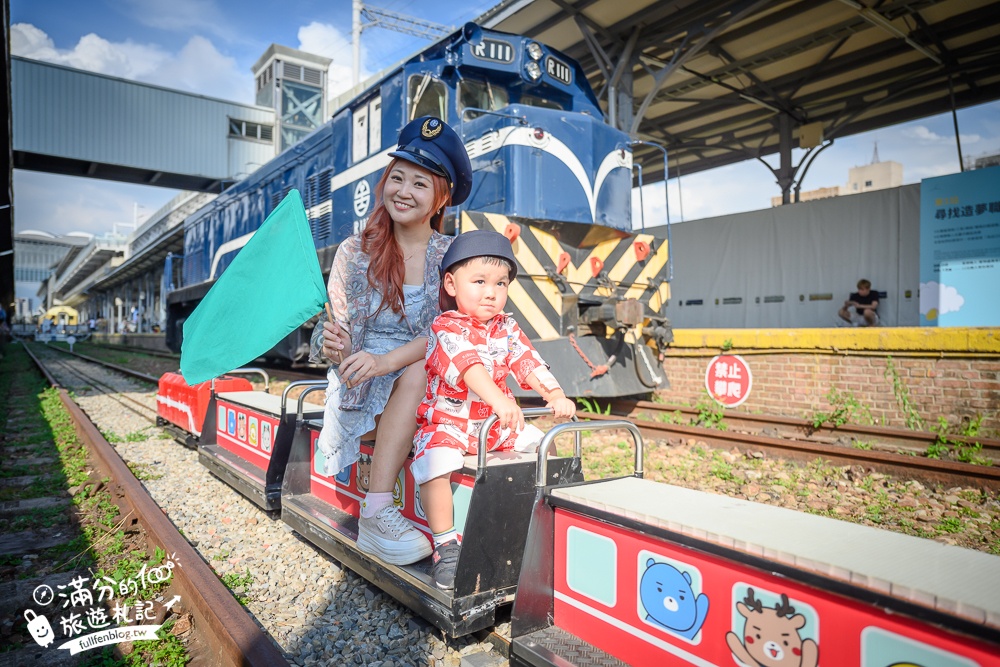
[338,336,426,386]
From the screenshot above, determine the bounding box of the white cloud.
[14,171,177,237]
[903,125,980,145]
[146,36,250,103]
[12,23,251,103]
[296,21,372,100]
[919,281,965,317]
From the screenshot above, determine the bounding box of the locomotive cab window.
[352,96,382,163]
[459,79,509,119]
[408,74,447,121]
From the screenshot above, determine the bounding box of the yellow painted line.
[507,280,560,340]
[480,213,563,313]
[670,327,1000,353]
[623,239,669,301]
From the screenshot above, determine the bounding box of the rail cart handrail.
[477,408,581,478]
[291,382,329,421]
[535,420,643,487]
[213,367,271,392]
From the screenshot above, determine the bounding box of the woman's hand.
[492,396,525,432]
[339,350,392,386]
[322,320,351,364]
[547,396,577,420]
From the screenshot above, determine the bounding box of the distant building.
[13,230,91,319]
[252,45,332,153]
[845,159,903,194]
[970,152,1000,170]
[772,144,902,206]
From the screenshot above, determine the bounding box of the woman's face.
[383,161,438,227]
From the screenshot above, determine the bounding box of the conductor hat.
[389,116,473,206]
[440,229,518,280]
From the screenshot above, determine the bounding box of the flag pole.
[324,302,351,389]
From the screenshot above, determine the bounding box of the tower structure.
[252,45,332,153]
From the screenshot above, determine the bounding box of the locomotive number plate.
[545,55,572,85]
[471,39,514,64]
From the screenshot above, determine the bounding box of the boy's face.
[857,286,870,297]
[444,258,510,322]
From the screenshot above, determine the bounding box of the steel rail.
[611,399,1000,457]
[23,343,290,667]
[581,411,1000,491]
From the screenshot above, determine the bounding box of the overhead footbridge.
[11,56,277,193]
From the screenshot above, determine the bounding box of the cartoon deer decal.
[726,588,819,667]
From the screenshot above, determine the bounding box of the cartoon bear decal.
[356,452,372,492]
[639,558,709,641]
[726,588,819,667]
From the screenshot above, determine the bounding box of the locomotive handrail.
[629,139,673,281]
[214,367,271,393]
[476,408,580,479]
[535,419,643,487]
[460,106,529,127]
[286,381,328,421]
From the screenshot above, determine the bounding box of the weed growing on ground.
[576,397,611,415]
[884,356,925,431]
[221,569,255,605]
[692,393,727,430]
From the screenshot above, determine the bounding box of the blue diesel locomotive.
[166,24,673,397]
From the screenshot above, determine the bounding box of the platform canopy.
[480,0,1000,196]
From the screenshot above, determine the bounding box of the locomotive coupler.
[580,298,644,330]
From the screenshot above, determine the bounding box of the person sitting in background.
[839,278,879,326]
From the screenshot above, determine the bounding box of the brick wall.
[657,352,1000,434]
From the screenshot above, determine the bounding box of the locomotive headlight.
[526,42,543,61]
[525,61,542,81]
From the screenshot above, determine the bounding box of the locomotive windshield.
[408,74,448,120]
[458,79,509,119]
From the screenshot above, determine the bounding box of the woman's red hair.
[361,158,451,316]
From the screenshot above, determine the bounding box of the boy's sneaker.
[431,540,461,590]
[357,505,432,565]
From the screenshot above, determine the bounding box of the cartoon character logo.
[356,453,372,492]
[261,422,272,453]
[24,610,54,647]
[392,471,405,508]
[639,558,709,640]
[726,588,818,667]
[237,413,247,441]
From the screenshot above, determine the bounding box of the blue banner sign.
[919,168,1000,326]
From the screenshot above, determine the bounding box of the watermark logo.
[22,552,182,655]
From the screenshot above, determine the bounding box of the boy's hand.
[548,396,577,420]
[492,397,525,432]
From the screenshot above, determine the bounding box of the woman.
[310,116,472,566]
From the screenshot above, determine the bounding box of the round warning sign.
[705,354,752,408]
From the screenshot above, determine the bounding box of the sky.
[10,0,1000,237]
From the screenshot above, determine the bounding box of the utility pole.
[352,2,452,86]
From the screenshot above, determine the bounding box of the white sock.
[432,527,459,547]
[361,492,394,519]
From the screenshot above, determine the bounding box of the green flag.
[180,189,327,385]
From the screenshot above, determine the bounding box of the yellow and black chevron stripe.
[460,211,671,342]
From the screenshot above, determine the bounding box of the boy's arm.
[461,365,524,431]
[525,369,576,419]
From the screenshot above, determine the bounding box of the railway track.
[45,341,1000,492]
[23,343,507,664]
[597,399,1000,492]
[5,342,287,666]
